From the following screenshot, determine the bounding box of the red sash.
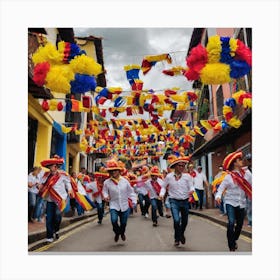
[39,172,66,211]
[229,170,252,199]
[151,180,161,195]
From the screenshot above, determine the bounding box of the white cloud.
[74,28,194,91]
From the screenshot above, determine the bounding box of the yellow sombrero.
[105,159,123,171]
[168,154,190,168]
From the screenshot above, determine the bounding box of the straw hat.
[150,166,161,176]
[168,154,190,168]
[223,151,243,170]
[141,166,149,175]
[105,159,123,171]
[40,155,64,168]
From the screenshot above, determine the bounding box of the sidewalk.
[28,209,99,250]
[189,208,252,238]
[28,207,252,251]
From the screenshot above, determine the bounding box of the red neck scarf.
[151,180,161,195]
[229,170,252,199]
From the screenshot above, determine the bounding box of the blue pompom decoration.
[220,37,233,64]
[225,98,236,108]
[221,120,229,130]
[69,43,83,60]
[70,74,96,94]
[230,60,251,79]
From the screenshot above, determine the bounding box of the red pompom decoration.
[57,102,63,111]
[41,99,49,111]
[33,62,50,86]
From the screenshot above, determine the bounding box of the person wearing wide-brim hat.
[215,150,252,251]
[39,155,73,243]
[159,155,195,246]
[143,166,164,226]
[102,159,137,242]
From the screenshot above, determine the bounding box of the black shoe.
[121,234,126,241]
[180,235,186,244]
[55,232,59,240]
[153,222,157,227]
[114,234,119,242]
[97,220,102,224]
[234,242,238,250]
[174,240,180,246]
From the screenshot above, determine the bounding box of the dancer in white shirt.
[102,159,137,242]
[144,166,164,226]
[159,155,194,246]
[215,151,252,251]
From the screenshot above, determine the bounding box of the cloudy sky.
[74,28,194,92]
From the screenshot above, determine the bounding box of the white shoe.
[145,213,149,218]
[46,238,54,243]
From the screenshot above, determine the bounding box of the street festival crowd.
[28,151,252,252]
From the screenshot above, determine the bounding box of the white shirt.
[215,169,252,208]
[28,173,40,194]
[144,178,164,199]
[160,172,195,200]
[40,171,72,202]
[135,176,148,195]
[193,170,207,190]
[87,181,102,204]
[102,176,137,211]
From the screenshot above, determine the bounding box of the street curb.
[189,210,252,239]
[28,212,99,251]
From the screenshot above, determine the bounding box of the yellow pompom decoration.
[45,65,74,93]
[206,35,221,63]
[227,117,242,128]
[229,38,238,56]
[232,90,245,102]
[243,98,252,108]
[200,63,231,85]
[69,54,102,76]
[222,105,232,115]
[32,43,63,65]
[49,99,58,111]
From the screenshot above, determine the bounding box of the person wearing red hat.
[215,151,252,251]
[159,155,194,246]
[134,166,151,218]
[144,166,164,226]
[102,159,137,242]
[38,155,73,243]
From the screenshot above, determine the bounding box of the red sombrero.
[168,154,190,168]
[94,172,110,180]
[105,159,123,171]
[223,151,243,170]
[40,156,64,168]
[150,166,161,176]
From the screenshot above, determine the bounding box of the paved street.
[33,211,251,253]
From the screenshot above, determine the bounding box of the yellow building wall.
[28,96,53,167]
[76,39,97,61]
